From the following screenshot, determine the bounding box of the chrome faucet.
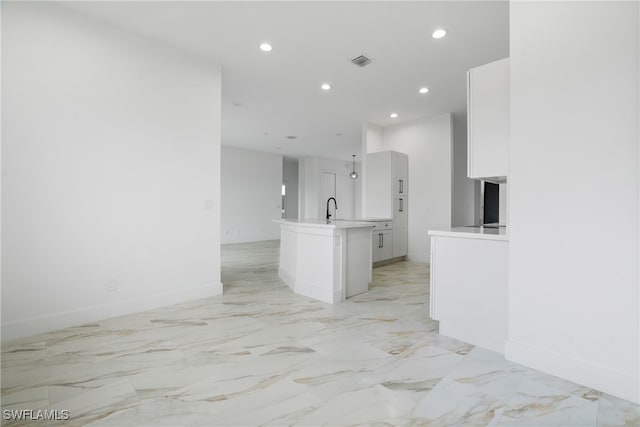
[326,197,337,221]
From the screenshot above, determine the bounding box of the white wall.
[354,161,362,219]
[364,123,385,153]
[282,157,299,219]
[221,146,282,243]
[298,157,319,220]
[508,1,639,403]
[361,123,384,213]
[366,113,453,262]
[298,156,361,220]
[452,113,479,226]
[498,183,507,225]
[2,2,222,340]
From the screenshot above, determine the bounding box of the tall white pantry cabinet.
[366,151,409,260]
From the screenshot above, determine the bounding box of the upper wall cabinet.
[467,57,509,182]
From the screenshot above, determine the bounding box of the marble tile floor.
[1,240,638,426]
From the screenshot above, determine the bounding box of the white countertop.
[274,219,375,229]
[428,226,509,241]
[338,217,393,222]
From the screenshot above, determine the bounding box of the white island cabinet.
[429,227,509,353]
[275,219,373,303]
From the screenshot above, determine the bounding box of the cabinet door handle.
[399,198,403,212]
[399,179,403,193]
[378,233,382,248]
[381,233,384,247]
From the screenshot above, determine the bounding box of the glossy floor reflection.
[2,240,638,426]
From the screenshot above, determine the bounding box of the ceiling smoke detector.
[350,54,372,68]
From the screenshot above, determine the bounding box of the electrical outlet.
[106,279,118,293]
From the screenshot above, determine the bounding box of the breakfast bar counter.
[428,226,509,353]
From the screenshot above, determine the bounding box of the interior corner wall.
[353,161,362,218]
[282,157,299,219]
[1,2,222,340]
[364,123,385,153]
[508,1,639,403]
[451,112,479,227]
[220,146,282,243]
[298,157,319,220]
[299,156,360,220]
[371,113,453,263]
[362,122,384,215]
[498,183,508,225]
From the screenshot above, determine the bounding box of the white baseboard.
[221,236,281,244]
[506,338,640,404]
[279,268,295,290]
[407,251,429,263]
[1,283,223,341]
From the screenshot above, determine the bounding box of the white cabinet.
[393,197,408,257]
[372,229,393,262]
[366,151,408,217]
[369,221,392,232]
[366,221,393,263]
[393,152,408,196]
[429,230,508,353]
[366,150,408,259]
[467,57,509,181]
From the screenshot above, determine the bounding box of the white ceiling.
[63,1,509,161]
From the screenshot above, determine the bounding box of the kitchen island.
[429,226,508,353]
[274,219,373,303]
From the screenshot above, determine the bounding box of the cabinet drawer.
[370,221,392,230]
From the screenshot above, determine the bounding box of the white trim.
[506,339,640,404]
[429,236,437,320]
[407,251,429,263]
[1,284,222,341]
[279,268,295,290]
[292,279,334,304]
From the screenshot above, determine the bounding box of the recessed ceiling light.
[390,113,398,119]
[259,42,273,52]
[321,83,332,91]
[432,29,447,39]
[419,87,430,94]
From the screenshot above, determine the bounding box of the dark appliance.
[482,182,500,225]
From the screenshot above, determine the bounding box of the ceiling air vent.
[350,54,372,68]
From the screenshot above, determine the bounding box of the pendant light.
[349,154,359,179]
